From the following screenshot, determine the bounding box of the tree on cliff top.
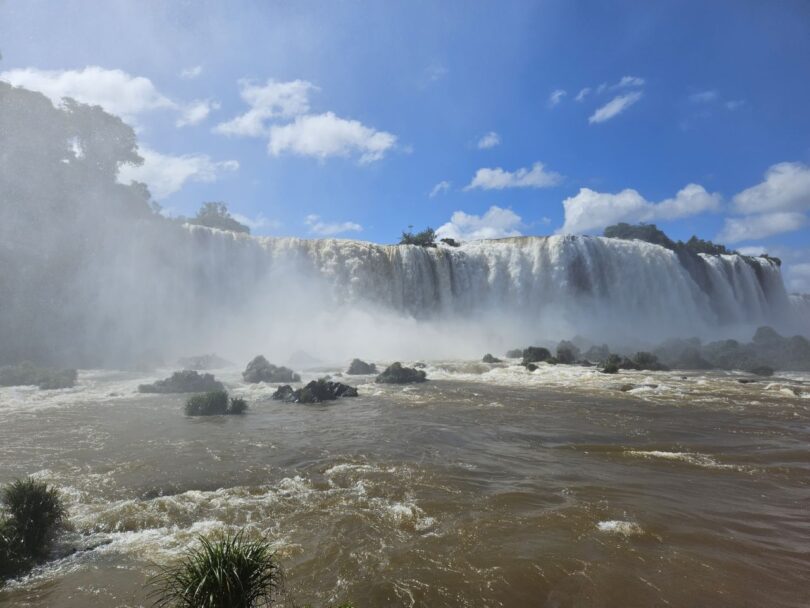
[187,202,250,234]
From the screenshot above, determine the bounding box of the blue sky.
[2,0,810,290]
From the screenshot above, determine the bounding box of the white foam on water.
[597,520,643,536]
[626,450,742,471]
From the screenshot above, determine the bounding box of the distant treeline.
[602,222,781,265]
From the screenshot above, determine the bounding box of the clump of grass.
[184,391,248,416]
[0,478,66,583]
[150,531,279,608]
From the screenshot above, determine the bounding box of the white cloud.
[559,183,721,234]
[588,91,643,124]
[465,162,562,190]
[305,214,363,236]
[430,180,451,197]
[436,206,523,241]
[477,131,501,149]
[615,76,645,89]
[548,89,567,107]
[732,162,810,215]
[725,100,744,110]
[231,212,281,233]
[214,79,316,137]
[177,99,220,127]
[180,65,203,80]
[575,87,591,102]
[118,147,239,199]
[689,90,718,103]
[268,112,396,163]
[717,212,807,243]
[786,262,810,293]
[423,63,448,84]
[0,66,176,123]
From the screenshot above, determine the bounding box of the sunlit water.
[1,361,809,607]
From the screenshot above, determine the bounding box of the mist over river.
[1,361,809,608]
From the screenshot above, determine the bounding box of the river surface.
[1,360,809,607]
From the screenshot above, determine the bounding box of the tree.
[399,226,436,247]
[188,202,250,234]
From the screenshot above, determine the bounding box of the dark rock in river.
[272,379,358,403]
[522,347,552,366]
[242,355,301,383]
[375,362,427,384]
[505,348,523,359]
[482,353,502,364]
[748,366,774,377]
[176,353,233,370]
[0,363,78,389]
[138,370,224,393]
[346,358,378,375]
[583,344,610,363]
[525,363,539,372]
[601,362,619,374]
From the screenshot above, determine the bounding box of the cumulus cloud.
[785,262,810,293]
[118,147,239,199]
[465,162,562,191]
[177,99,220,127]
[430,180,451,197]
[436,206,523,241]
[0,66,176,123]
[559,183,721,234]
[305,214,363,236]
[732,162,810,215]
[214,79,316,137]
[477,131,500,149]
[548,89,566,107]
[268,112,397,163]
[180,65,203,80]
[717,212,807,243]
[589,91,643,124]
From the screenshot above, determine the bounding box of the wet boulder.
[747,366,774,377]
[375,362,427,384]
[242,355,300,383]
[505,348,523,359]
[138,370,224,393]
[525,363,539,372]
[522,347,552,366]
[272,379,358,403]
[346,358,378,375]
[482,353,502,364]
[583,344,610,363]
[601,362,619,374]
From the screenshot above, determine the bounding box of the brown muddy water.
[0,362,809,607]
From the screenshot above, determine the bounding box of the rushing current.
[1,360,809,607]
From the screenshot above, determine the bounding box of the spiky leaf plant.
[1,478,65,558]
[151,531,279,608]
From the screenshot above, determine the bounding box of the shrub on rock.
[375,362,427,384]
[139,370,224,394]
[185,391,248,416]
[346,359,377,375]
[242,355,300,383]
[556,341,580,364]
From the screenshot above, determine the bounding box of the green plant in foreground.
[151,531,279,608]
[1,478,66,558]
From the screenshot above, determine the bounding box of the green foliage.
[684,235,733,255]
[139,371,225,394]
[187,202,251,234]
[603,223,675,249]
[184,391,248,416]
[399,227,436,247]
[1,478,66,559]
[150,531,279,608]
